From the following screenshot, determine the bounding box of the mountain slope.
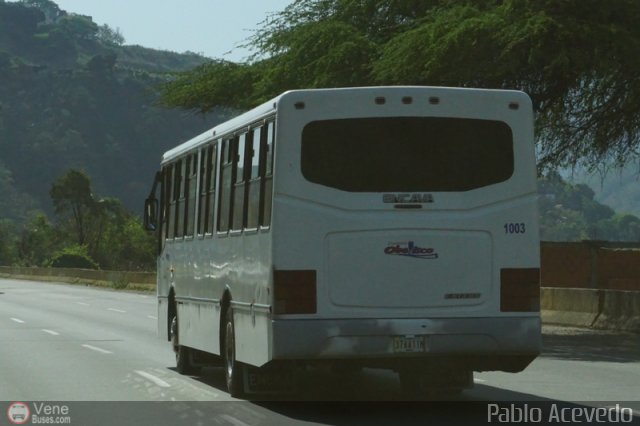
[0,0,219,220]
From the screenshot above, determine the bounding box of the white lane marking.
[107,308,126,313]
[10,318,25,324]
[42,329,60,336]
[134,370,171,388]
[147,315,157,320]
[474,378,486,383]
[219,414,251,426]
[82,344,113,354]
[76,302,90,306]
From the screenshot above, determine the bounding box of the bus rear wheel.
[170,314,199,375]
[223,308,245,397]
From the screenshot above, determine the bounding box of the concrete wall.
[0,266,156,287]
[541,287,640,332]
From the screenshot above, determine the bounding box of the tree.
[48,170,156,270]
[0,219,17,266]
[86,53,117,75]
[54,15,98,40]
[97,24,125,46]
[537,171,640,241]
[17,212,55,266]
[159,0,640,170]
[50,169,95,245]
[19,0,61,23]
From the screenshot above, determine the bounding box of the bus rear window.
[301,117,514,192]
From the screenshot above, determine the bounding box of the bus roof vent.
[294,101,306,110]
[375,96,386,105]
[429,96,440,105]
[509,102,520,110]
[402,96,413,104]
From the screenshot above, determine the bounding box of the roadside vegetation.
[0,169,155,270]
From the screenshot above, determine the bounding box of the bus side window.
[232,133,248,231]
[185,154,197,237]
[260,121,275,227]
[218,139,233,233]
[162,164,173,242]
[197,148,207,235]
[198,145,217,235]
[207,144,218,234]
[175,159,186,238]
[246,127,261,229]
[171,159,182,239]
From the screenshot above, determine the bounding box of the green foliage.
[539,172,640,241]
[159,60,259,112]
[17,212,56,266]
[50,169,94,245]
[46,170,157,270]
[85,52,116,75]
[0,219,18,266]
[567,164,640,218]
[47,244,98,269]
[97,24,124,46]
[0,161,36,222]
[110,273,129,290]
[53,14,98,40]
[19,0,60,21]
[160,0,640,170]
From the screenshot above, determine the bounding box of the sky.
[30,0,293,62]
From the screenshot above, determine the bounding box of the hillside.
[0,0,219,221]
[539,172,640,242]
[564,165,640,218]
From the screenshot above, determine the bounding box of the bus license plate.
[393,336,426,353]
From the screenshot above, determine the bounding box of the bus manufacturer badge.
[383,193,434,204]
[384,241,438,259]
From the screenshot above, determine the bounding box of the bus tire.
[170,314,199,375]
[223,308,245,398]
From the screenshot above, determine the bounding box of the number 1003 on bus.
[504,223,526,234]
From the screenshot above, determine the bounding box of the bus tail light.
[273,270,317,314]
[500,268,540,312]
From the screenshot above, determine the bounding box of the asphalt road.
[1,278,639,425]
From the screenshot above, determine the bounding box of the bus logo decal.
[383,193,434,204]
[384,241,438,259]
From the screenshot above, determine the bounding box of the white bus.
[144,86,541,397]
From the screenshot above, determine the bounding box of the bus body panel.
[326,229,492,309]
[158,229,275,366]
[270,193,540,319]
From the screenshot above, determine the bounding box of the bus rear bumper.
[271,316,541,372]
